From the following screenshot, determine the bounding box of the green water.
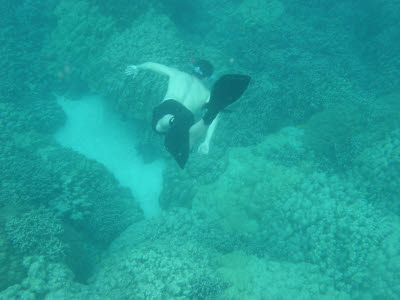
[0,0,399,299]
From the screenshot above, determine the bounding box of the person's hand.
[197,142,209,155]
[125,65,138,77]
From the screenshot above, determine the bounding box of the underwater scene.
[1,0,400,299]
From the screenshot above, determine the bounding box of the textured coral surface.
[1,0,399,299]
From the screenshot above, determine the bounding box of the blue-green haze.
[0,0,399,299]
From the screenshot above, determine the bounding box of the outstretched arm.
[125,62,176,78]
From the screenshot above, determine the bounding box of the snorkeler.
[125,59,250,169]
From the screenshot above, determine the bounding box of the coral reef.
[192,127,400,298]
[42,0,115,96]
[5,207,67,260]
[0,97,65,139]
[89,210,225,299]
[1,0,399,298]
[43,146,144,245]
[0,144,61,207]
[91,240,222,299]
[0,256,96,299]
[218,251,348,299]
[0,226,24,292]
[89,0,149,28]
[235,0,285,28]
[354,128,400,214]
[192,127,308,233]
[159,127,304,210]
[0,0,56,104]
[303,103,365,162]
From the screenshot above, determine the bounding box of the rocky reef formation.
[2,0,399,298]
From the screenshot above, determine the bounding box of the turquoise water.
[0,0,399,299]
[54,95,164,217]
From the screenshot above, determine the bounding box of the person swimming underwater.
[125,59,250,169]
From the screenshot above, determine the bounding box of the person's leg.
[189,119,209,149]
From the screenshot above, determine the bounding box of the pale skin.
[125,62,219,154]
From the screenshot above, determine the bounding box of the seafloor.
[1,0,399,299]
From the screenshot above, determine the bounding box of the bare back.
[163,70,210,114]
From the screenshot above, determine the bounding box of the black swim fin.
[203,74,251,125]
[164,117,192,169]
[155,100,194,169]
